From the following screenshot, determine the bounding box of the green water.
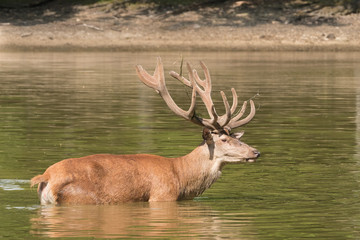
[0,52,359,239]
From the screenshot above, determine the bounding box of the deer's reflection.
[31,201,253,238]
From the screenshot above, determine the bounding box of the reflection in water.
[30,202,254,239]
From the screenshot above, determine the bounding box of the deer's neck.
[174,142,224,200]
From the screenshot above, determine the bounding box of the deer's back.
[38,154,179,204]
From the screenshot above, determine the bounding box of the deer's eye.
[221,138,227,142]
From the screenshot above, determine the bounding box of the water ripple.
[0,179,30,191]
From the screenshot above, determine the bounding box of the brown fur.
[31,131,260,205]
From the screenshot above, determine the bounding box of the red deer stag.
[31,57,260,204]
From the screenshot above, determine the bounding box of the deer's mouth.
[245,158,257,163]
[245,151,260,162]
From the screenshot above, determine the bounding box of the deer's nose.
[253,150,261,158]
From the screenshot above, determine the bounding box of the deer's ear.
[202,128,214,145]
[233,131,245,139]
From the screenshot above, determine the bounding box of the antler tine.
[135,57,199,126]
[135,61,162,92]
[169,69,191,87]
[230,88,238,114]
[217,88,239,127]
[216,91,232,127]
[198,61,210,90]
[192,65,219,128]
[226,100,256,130]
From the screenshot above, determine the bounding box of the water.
[0,51,359,239]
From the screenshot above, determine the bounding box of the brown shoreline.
[1,1,360,52]
[2,42,360,52]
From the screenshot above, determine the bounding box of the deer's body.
[32,135,258,204]
[31,57,260,205]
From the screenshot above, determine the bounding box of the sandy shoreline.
[1,2,360,52]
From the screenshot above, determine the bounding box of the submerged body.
[32,152,215,205]
[31,132,259,205]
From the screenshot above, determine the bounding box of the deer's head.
[136,57,260,163]
[202,128,260,163]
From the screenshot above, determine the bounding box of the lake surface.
[0,51,359,239]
